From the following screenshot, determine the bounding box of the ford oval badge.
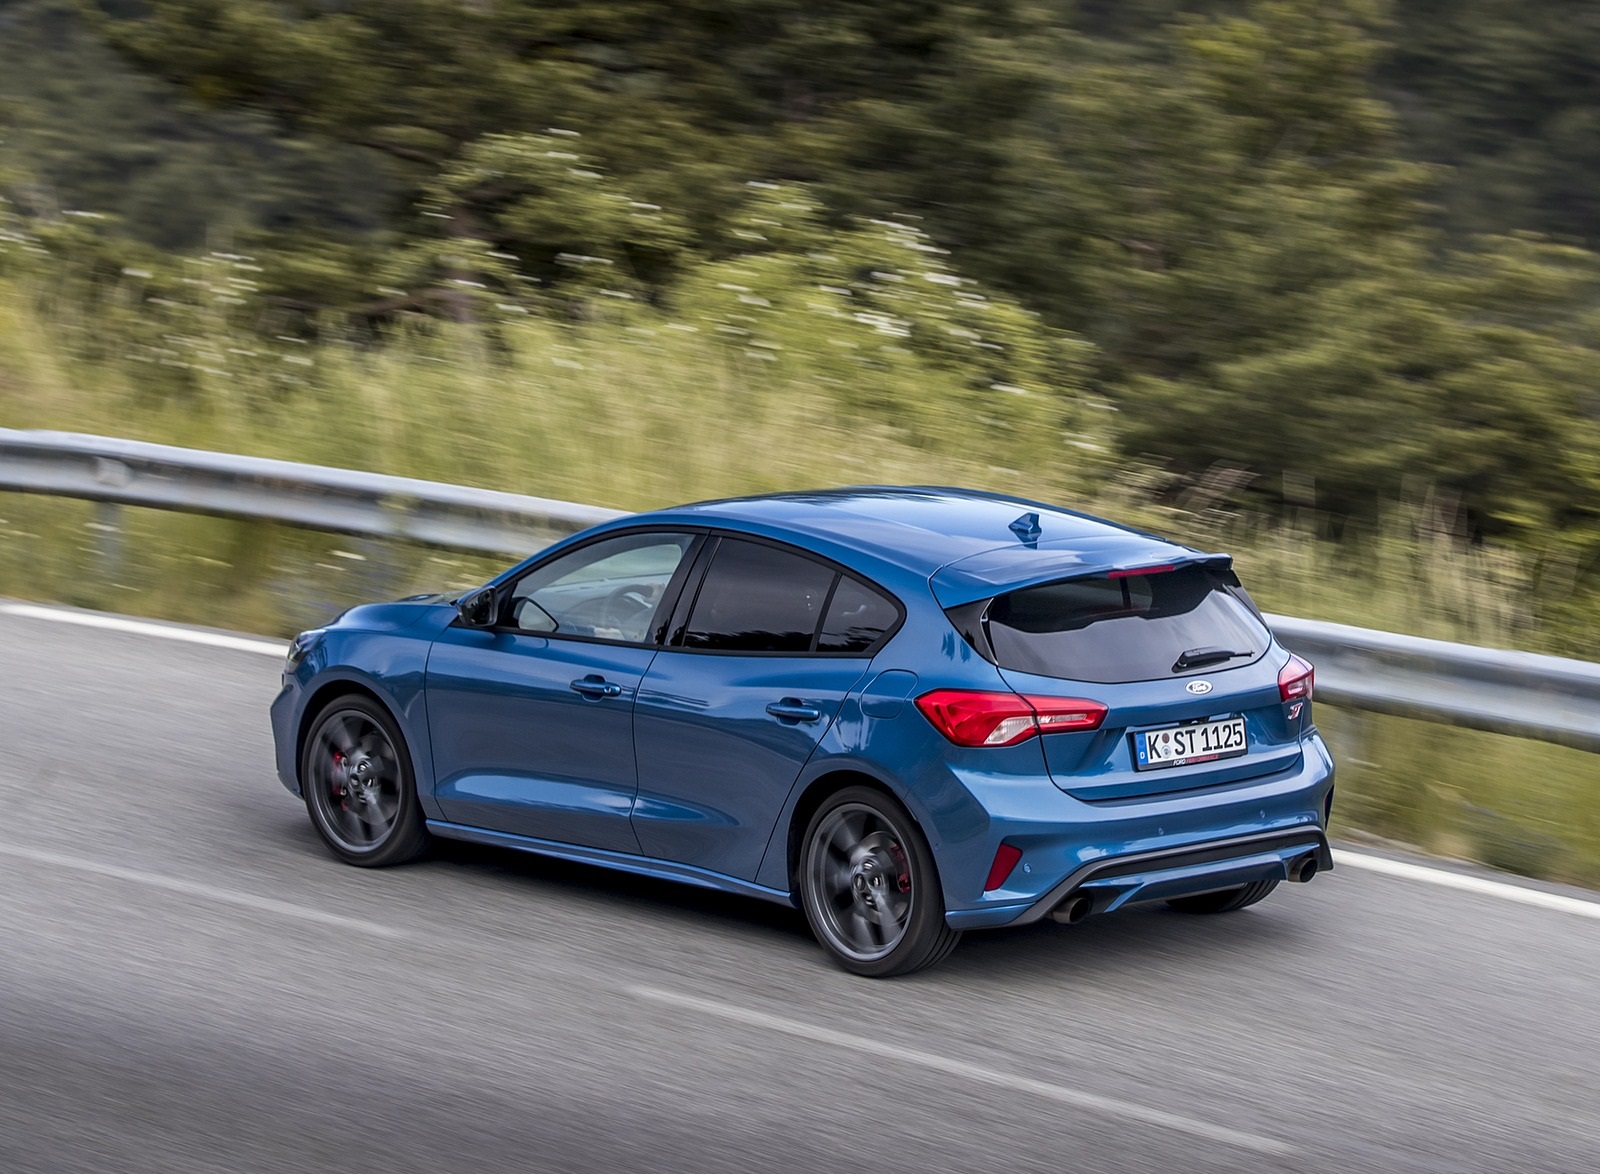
[1185,680,1213,695]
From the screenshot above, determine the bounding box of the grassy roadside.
[4,271,1598,889]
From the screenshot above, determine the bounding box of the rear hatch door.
[958,563,1303,800]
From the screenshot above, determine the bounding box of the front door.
[426,530,700,853]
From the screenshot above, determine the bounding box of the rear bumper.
[1022,828,1328,927]
[939,731,1335,930]
[946,829,1330,929]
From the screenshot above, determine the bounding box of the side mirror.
[457,586,498,628]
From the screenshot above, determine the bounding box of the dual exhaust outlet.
[1049,894,1094,925]
[1047,849,1321,925]
[1287,851,1320,884]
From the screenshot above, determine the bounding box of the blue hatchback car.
[271,488,1333,976]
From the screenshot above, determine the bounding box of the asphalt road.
[2,603,1598,1174]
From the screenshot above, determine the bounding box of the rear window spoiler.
[929,545,1233,608]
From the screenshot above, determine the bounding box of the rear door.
[631,536,899,879]
[968,565,1304,800]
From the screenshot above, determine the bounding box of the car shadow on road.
[422,836,817,939]
[255,792,1312,981]
[409,835,1312,983]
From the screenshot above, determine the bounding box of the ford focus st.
[270,488,1334,976]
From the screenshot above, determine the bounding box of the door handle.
[570,677,623,699]
[766,700,822,722]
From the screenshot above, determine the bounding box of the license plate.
[1133,717,1247,771]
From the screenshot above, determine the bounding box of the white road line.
[0,842,404,940]
[630,985,1297,1158]
[1334,849,1600,920]
[0,603,285,657]
[8,603,1599,930]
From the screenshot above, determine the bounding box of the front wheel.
[301,695,429,867]
[799,787,961,977]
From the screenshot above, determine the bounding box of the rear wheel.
[301,695,429,867]
[1166,878,1278,914]
[799,786,960,977]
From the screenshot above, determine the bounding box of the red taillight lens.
[915,690,1037,746]
[1030,696,1110,733]
[984,843,1024,892]
[1278,653,1315,702]
[915,689,1108,748]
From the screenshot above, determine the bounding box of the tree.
[964,0,1600,536]
[93,0,1047,258]
[384,131,689,319]
[1382,0,1600,246]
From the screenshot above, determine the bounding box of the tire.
[300,694,429,867]
[799,786,961,977]
[1166,878,1278,915]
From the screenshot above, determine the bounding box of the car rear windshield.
[977,565,1269,684]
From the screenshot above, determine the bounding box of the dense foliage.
[1,0,1597,557]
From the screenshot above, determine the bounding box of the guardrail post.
[88,501,124,583]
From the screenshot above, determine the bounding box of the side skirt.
[424,820,799,908]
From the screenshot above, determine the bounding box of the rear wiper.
[1173,646,1252,672]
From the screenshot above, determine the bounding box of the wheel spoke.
[827,822,860,867]
[863,909,888,948]
[825,858,854,896]
[366,791,399,834]
[324,716,358,758]
[848,908,875,951]
[335,801,371,845]
[876,892,909,933]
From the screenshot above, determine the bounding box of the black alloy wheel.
[799,786,961,977]
[301,694,429,867]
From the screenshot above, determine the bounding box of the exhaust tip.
[1288,854,1320,883]
[1050,895,1093,925]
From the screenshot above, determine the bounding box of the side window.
[508,531,695,643]
[817,575,900,653]
[683,539,836,653]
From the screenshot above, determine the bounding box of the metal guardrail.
[1265,615,1600,753]
[4,427,1598,752]
[0,428,621,555]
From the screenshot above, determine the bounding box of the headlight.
[285,629,325,670]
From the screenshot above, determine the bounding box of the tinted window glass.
[683,539,836,652]
[817,576,899,653]
[983,565,1269,683]
[509,532,694,642]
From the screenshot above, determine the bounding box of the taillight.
[915,689,1108,748]
[1278,653,1314,702]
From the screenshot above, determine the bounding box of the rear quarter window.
[980,565,1270,684]
[817,576,899,653]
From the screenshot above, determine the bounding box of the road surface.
[2,603,1597,1173]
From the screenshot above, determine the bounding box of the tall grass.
[3,269,1598,887]
[0,255,1097,511]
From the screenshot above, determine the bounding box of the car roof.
[617,487,1222,605]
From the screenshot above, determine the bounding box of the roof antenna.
[1009,511,1041,547]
